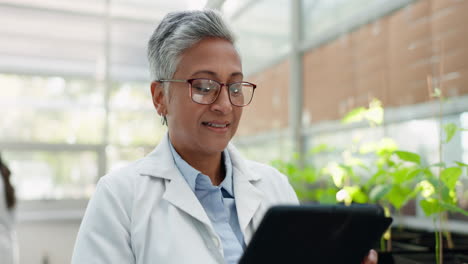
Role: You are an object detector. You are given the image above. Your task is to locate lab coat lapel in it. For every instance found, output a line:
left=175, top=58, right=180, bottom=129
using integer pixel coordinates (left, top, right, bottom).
left=229, top=144, right=264, bottom=243
left=163, top=171, right=212, bottom=227
left=233, top=169, right=263, bottom=242
left=138, top=134, right=212, bottom=227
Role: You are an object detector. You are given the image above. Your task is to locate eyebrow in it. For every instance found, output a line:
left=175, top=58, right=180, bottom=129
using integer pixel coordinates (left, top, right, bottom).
left=191, top=70, right=244, bottom=79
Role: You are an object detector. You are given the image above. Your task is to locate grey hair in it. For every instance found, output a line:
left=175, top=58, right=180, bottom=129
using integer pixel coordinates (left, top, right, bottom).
left=147, top=9, right=236, bottom=89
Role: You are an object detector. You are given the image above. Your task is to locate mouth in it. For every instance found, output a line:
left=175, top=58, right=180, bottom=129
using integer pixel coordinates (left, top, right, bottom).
left=201, top=122, right=230, bottom=128
left=201, top=121, right=230, bottom=133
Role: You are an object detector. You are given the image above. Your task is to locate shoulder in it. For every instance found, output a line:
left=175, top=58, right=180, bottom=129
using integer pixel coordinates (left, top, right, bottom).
left=90, top=158, right=149, bottom=214
left=245, top=160, right=290, bottom=188
left=245, top=160, right=288, bottom=182
left=98, top=159, right=143, bottom=192
left=243, top=159, right=299, bottom=204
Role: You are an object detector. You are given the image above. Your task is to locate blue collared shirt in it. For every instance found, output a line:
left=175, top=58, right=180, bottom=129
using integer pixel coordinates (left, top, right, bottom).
left=169, top=140, right=244, bottom=264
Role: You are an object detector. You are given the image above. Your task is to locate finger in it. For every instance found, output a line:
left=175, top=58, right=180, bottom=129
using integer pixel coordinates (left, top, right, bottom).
left=362, top=249, right=378, bottom=264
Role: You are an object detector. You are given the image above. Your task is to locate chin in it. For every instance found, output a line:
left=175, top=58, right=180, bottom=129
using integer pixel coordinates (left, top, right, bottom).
left=202, top=137, right=231, bottom=154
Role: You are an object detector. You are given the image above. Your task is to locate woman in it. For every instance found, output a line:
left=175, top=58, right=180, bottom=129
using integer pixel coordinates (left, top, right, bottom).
left=0, top=154, right=18, bottom=264
left=71, top=9, right=377, bottom=264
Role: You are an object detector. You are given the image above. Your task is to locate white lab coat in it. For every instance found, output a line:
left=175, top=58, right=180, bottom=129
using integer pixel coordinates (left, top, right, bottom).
left=71, top=135, right=299, bottom=264
left=0, top=177, right=18, bottom=264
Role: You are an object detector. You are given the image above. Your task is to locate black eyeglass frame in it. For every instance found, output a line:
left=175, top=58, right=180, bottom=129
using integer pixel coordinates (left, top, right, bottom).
left=157, top=78, right=257, bottom=107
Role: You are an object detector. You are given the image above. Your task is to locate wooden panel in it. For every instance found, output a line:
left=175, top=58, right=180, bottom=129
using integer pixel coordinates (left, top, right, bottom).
left=239, top=60, right=289, bottom=135
left=431, top=0, right=465, bottom=12
left=441, top=67, right=468, bottom=96
left=249, top=0, right=468, bottom=130
left=431, top=0, right=468, bottom=35
left=303, top=34, right=356, bottom=122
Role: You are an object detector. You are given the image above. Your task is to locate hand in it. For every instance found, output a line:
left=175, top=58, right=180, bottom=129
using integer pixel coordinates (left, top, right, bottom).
left=362, top=249, right=378, bottom=264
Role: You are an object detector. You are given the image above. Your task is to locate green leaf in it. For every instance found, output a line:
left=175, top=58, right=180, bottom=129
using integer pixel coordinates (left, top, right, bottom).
left=310, top=143, right=334, bottom=154
left=392, top=169, right=407, bottom=184
left=418, top=180, right=435, bottom=198
left=302, top=167, right=317, bottom=183
left=431, top=88, right=442, bottom=98
left=407, top=168, right=422, bottom=181
left=365, top=104, right=384, bottom=126
left=342, top=107, right=366, bottom=124
left=440, top=202, right=468, bottom=217
left=325, top=162, right=346, bottom=188
left=344, top=186, right=368, bottom=204
left=430, top=162, right=446, bottom=168
left=441, top=167, right=462, bottom=190
left=369, top=184, right=392, bottom=202
left=420, top=199, right=442, bottom=216
left=387, top=185, right=413, bottom=209
left=455, top=161, right=468, bottom=167
left=455, top=161, right=468, bottom=176
left=443, top=123, right=458, bottom=143
left=316, top=188, right=337, bottom=204
left=394, top=151, right=421, bottom=164
left=392, top=167, right=420, bottom=184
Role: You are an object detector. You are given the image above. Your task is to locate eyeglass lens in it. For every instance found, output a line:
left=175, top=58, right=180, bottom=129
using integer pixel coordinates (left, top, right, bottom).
left=190, top=79, right=254, bottom=106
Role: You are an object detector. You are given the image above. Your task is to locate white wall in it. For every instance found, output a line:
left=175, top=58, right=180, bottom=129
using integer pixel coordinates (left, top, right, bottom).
left=16, top=200, right=87, bottom=264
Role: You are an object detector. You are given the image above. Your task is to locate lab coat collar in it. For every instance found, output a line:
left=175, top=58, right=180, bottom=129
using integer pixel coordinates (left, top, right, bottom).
left=137, top=135, right=211, bottom=226
left=136, top=134, right=264, bottom=238
left=137, top=134, right=262, bottom=182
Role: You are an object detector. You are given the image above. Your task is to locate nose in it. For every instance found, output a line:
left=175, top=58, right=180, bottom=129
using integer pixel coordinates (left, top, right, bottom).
left=210, top=85, right=232, bottom=114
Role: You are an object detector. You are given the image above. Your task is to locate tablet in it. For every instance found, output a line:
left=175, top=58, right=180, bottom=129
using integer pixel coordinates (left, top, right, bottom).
left=239, top=204, right=392, bottom=264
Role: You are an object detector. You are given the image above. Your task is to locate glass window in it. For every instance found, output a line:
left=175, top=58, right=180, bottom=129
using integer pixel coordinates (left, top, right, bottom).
left=3, top=151, right=98, bottom=200
left=306, top=113, right=468, bottom=219
left=224, top=0, right=291, bottom=75
left=106, top=145, right=155, bottom=173
left=108, top=81, right=166, bottom=146
left=302, top=0, right=383, bottom=42
left=0, top=74, right=105, bottom=144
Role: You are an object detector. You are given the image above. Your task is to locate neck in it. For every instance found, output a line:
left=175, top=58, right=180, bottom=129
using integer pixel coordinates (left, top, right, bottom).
left=172, top=144, right=225, bottom=186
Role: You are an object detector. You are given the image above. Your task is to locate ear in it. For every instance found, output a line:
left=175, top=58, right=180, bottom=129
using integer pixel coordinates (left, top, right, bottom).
left=150, top=81, right=167, bottom=116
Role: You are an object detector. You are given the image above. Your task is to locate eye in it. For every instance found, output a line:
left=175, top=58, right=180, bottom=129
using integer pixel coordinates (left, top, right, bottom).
left=194, top=85, right=212, bottom=94
left=229, top=84, right=243, bottom=97
left=192, top=79, right=219, bottom=95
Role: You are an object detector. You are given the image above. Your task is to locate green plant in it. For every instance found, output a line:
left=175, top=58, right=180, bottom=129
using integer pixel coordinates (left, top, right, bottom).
left=271, top=145, right=339, bottom=203
left=272, top=97, right=468, bottom=258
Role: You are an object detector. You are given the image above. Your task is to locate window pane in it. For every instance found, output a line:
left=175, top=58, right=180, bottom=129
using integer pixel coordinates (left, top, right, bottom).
left=3, top=151, right=98, bottom=200
left=0, top=74, right=105, bottom=144
left=302, top=0, right=382, bottom=42
left=225, top=0, right=291, bottom=75
left=109, top=81, right=166, bottom=146
left=107, top=145, right=154, bottom=173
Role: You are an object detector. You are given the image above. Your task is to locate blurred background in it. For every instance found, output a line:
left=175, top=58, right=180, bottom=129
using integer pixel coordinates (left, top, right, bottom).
left=0, top=0, right=468, bottom=263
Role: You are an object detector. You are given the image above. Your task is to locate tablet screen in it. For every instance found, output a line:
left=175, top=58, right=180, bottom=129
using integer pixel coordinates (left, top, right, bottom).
left=239, top=204, right=392, bottom=264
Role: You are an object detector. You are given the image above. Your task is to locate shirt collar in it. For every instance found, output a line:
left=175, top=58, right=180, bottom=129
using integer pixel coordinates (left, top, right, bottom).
left=168, top=136, right=234, bottom=197
left=220, top=150, right=234, bottom=197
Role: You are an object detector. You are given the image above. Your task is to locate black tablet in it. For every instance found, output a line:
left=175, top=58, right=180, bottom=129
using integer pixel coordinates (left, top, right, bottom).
left=239, top=204, right=392, bottom=264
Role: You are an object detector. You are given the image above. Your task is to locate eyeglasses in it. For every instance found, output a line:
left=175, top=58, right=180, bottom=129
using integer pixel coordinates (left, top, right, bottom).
left=157, top=78, right=257, bottom=107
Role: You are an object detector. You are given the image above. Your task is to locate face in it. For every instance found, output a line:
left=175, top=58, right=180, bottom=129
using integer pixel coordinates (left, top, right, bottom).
left=151, top=38, right=243, bottom=158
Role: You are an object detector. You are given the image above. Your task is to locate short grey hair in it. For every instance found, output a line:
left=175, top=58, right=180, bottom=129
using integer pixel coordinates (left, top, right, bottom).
left=147, top=9, right=236, bottom=85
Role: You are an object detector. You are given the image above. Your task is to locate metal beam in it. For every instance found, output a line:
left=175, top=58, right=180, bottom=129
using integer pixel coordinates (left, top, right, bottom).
left=205, top=0, right=226, bottom=10
left=228, top=0, right=257, bottom=20
left=290, top=0, right=305, bottom=167
left=0, top=142, right=104, bottom=152
left=300, top=0, right=416, bottom=53
left=101, top=0, right=111, bottom=177
left=0, top=1, right=164, bottom=24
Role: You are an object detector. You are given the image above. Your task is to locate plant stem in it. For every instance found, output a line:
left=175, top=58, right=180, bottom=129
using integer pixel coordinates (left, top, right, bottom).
left=437, top=40, right=446, bottom=264
left=437, top=89, right=443, bottom=264
left=386, top=229, right=392, bottom=252
left=442, top=212, right=454, bottom=249
left=384, top=205, right=392, bottom=252
left=435, top=220, right=440, bottom=264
